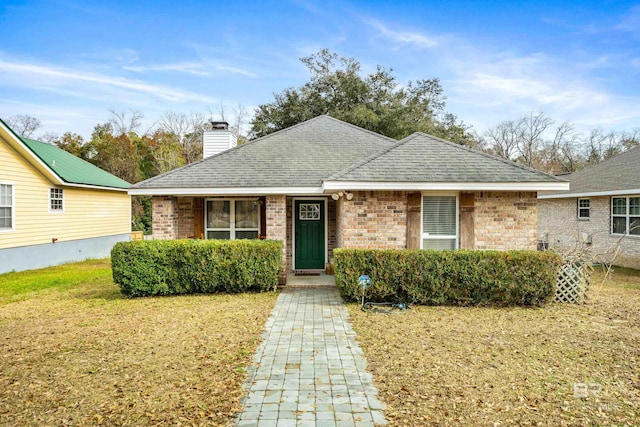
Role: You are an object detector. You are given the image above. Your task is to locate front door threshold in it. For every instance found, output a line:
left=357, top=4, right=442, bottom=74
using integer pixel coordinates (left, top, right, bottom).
left=286, top=271, right=336, bottom=288
left=293, top=269, right=325, bottom=276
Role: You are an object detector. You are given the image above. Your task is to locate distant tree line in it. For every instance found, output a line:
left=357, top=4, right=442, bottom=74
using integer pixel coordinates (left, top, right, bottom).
left=4, top=49, right=639, bottom=231
left=475, top=112, right=639, bottom=175
left=3, top=107, right=248, bottom=233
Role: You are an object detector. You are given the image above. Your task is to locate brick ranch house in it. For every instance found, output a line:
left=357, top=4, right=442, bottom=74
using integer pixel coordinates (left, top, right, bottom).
left=129, top=115, right=568, bottom=283
left=538, top=146, right=640, bottom=270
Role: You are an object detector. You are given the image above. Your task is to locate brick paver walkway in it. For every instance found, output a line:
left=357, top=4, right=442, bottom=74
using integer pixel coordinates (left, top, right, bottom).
left=235, top=286, right=387, bottom=427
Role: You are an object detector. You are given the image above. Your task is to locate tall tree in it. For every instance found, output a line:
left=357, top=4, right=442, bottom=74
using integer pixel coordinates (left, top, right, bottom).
left=156, top=111, right=207, bottom=164
left=108, top=109, right=144, bottom=135
left=542, top=121, right=582, bottom=174
left=3, top=114, right=42, bottom=138
left=250, top=49, right=472, bottom=143
left=620, top=128, right=640, bottom=151
left=585, top=128, right=620, bottom=165
left=54, top=132, right=88, bottom=159
left=217, top=103, right=250, bottom=144
left=142, top=130, right=185, bottom=175
left=483, top=112, right=580, bottom=172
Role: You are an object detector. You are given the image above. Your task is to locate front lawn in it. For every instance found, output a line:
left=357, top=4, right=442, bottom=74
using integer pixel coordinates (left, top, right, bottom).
left=0, top=259, right=278, bottom=426
left=348, top=267, right=640, bottom=426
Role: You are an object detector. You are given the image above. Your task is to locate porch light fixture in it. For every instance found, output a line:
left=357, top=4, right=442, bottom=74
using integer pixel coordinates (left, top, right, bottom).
left=331, top=192, right=354, bottom=201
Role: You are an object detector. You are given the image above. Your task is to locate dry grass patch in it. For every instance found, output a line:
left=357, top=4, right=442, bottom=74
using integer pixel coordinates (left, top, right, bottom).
left=0, top=259, right=278, bottom=426
left=348, top=268, right=640, bottom=426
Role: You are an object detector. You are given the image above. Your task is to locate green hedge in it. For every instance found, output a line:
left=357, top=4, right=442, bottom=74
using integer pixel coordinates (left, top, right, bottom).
left=334, top=249, right=562, bottom=306
left=111, top=239, right=283, bottom=297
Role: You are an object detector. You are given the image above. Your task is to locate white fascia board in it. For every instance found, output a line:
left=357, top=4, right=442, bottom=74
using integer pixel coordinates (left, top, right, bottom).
left=322, top=181, right=570, bottom=192
left=0, top=123, right=65, bottom=186
left=63, top=182, right=130, bottom=192
left=128, top=186, right=324, bottom=196
left=538, top=188, right=640, bottom=199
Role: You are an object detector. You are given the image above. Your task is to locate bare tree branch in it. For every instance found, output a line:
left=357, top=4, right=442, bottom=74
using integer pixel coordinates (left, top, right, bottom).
left=108, top=109, right=143, bottom=135
left=4, top=114, right=42, bottom=138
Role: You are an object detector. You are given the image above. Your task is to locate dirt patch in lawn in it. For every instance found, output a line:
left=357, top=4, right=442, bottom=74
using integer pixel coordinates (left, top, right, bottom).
left=348, top=268, right=640, bottom=426
left=0, top=259, right=278, bottom=426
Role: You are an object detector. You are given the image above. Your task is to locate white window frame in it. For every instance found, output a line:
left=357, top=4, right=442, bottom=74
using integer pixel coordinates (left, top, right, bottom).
left=299, top=203, right=321, bottom=220
left=0, top=182, right=15, bottom=232
left=420, top=192, right=459, bottom=250
left=577, top=198, right=590, bottom=220
left=205, top=198, right=260, bottom=240
left=611, top=196, right=640, bottom=237
left=49, top=187, right=64, bottom=213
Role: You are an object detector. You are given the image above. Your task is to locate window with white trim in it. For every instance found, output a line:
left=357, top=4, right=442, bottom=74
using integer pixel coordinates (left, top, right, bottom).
left=612, top=196, right=640, bottom=236
left=422, top=195, right=458, bottom=250
left=205, top=199, right=260, bottom=240
left=299, top=203, right=320, bottom=220
left=0, top=184, right=14, bottom=230
left=577, top=198, right=590, bottom=219
left=49, top=188, right=64, bottom=212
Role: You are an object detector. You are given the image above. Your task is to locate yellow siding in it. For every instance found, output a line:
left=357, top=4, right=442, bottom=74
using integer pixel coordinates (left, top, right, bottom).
left=0, top=135, right=131, bottom=250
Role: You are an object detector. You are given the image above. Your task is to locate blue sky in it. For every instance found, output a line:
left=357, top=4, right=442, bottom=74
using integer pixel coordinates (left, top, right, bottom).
left=1, top=0, right=639, bottom=139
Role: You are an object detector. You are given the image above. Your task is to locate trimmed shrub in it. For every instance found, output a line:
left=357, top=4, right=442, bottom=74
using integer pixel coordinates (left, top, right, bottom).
left=334, top=249, right=561, bottom=306
left=111, top=239, right=283, bottom=297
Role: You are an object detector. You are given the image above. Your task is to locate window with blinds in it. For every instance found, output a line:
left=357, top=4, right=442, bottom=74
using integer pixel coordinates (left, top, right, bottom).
left=0, top=184, right=13, bottom=230
left=422, top=195, right=458, bottom=250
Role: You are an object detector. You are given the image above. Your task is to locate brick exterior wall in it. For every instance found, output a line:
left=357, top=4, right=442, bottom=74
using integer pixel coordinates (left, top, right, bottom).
left=266, top=195, right=287, bottom=284
left=286, top=198, right=293, bottom=273
left=335, top=190, right=537, bottom=251
left=152, top=190, right=545, bottom=281
left=152, top=196, right=197, bottom=240
left=152, top=196, right=178, bottom=239
left=176, top=197, right=195, bottom=238
left=474, top=191, right=538, bottom=250
left=336, top=191, right=408, bottom=249
left=328, top=199, right=337, bottom=261
left=539, top=196, right=640, bottom=269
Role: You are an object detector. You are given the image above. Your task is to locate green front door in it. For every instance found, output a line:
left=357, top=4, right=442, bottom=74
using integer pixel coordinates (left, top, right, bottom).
left=295, top=200, right=325, bottom=270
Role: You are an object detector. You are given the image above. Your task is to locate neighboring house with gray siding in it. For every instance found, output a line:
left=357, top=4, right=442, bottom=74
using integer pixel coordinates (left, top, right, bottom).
left=538, top=146, right=640, bottom=269
left=129, top=115, right=568, bottom=283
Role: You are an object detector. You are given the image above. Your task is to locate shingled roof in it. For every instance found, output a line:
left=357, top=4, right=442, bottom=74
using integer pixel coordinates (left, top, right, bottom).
left=130, top=115, right=568, bottom=195
left=539, top=146, right=640, bottom=199
left=326, top=132, right=560, bottom=184
left=131, top=115, right=396, bottom=192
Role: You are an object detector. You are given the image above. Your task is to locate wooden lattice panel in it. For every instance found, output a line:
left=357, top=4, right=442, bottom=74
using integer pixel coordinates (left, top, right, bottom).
left=555, top=261, right=592, bottom=304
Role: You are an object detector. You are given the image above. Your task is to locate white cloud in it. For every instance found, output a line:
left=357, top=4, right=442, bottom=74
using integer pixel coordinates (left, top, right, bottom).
left=0, top=57, right=215, bottom=103
left=213, top=64, right=258, bottom=78
left=123, top=61, right=212, bottom=76
left=440, top=48, right=640, bottom=134
left=124, top=59, right=258, bottom=78
left=364, top=17, right=438, bottom=49
left=357, top=13, right=640, bottom=134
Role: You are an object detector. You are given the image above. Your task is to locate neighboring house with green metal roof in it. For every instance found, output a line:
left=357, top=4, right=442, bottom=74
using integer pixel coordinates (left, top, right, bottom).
left=130, top=115, right=568, bottom=283
left=0, top=119, right=131, bottom=274
left=538, top=146, right=640, bottom=269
